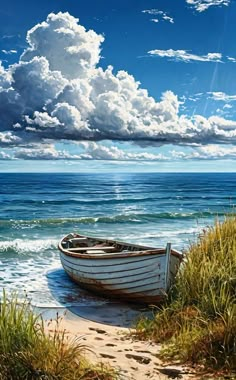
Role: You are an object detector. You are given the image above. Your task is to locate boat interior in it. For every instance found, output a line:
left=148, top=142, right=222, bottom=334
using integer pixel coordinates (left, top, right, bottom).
left=61, top=234, right=164, bottom=255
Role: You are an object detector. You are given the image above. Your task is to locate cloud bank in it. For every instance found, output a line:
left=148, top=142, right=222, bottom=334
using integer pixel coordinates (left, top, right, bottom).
left=3, top=141, right=236, bottom=162
left=1, top=11, right=236, bottom=152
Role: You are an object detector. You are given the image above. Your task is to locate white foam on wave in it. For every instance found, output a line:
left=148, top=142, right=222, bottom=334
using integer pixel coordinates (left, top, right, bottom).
left=0, top=253, right=109, bottom=308
left=0, top=238, right=58, bottom=253
left=0, top=237, right=107, bottom=308
left=0, top=254, right=62, bottom=307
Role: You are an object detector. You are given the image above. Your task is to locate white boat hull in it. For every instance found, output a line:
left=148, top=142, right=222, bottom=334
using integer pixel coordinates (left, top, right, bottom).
left=59, top=246, right=181, bottom=304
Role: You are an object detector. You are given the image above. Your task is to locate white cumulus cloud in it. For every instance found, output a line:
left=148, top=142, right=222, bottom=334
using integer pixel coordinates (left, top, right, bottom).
left=0, top=132, right=22, bottom=147
left=14, top=145, right=80, bottom=160
left=208, top=92, right=236, bottom=102
left=186, top=0, right=231, bottom=12
left=172, top=145, right=236, bottom=160
left=0, top=151, right=12, bottom=159
left=21, top=12, right=104, bottom=80
left=142, top=9, right=174, bottom=23
left=1, top=49, right=17, bottom=55
left=79, top=142, right=168, bottom=161
left=227, top=56, right=236, bottom=62
left=148, top=49, right=222, bottom=63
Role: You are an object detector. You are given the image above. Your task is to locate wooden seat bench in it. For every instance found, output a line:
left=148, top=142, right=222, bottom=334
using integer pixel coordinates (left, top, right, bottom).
left=67, top=246, right=116, bottom=252
left=69, top=237, right=88, bottom=243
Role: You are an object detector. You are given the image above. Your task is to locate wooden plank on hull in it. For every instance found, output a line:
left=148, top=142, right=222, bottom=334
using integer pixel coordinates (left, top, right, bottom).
left=63, top=267, right=165, bottom=293
left=60, top=253, right=164, bottom=270
left=61, top=259, right=164, bottom=279
left=64, top=272, right=166, bottom=299
left=60, top=252, right=165, bottom=268
left=64, top=272, right=165, bottom=303
left=62, top=263, right=165, bottom=286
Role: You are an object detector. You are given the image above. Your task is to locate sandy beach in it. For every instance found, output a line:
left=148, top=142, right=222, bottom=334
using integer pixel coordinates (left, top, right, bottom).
left=42, top=306, right=197, bottom=380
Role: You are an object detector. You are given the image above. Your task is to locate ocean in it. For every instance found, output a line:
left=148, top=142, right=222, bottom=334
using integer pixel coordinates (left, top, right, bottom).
left=0, top=172, right=235, bottom=312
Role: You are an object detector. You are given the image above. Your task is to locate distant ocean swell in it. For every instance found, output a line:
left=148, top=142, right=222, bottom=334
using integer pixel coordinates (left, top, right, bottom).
left=1, top=195, right=235, bottom=206
left=0, top=211, right=226, bottom=229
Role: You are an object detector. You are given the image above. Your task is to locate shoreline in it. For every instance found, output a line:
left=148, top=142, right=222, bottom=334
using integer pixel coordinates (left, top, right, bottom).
left=41, top=306, right=197, bottom=380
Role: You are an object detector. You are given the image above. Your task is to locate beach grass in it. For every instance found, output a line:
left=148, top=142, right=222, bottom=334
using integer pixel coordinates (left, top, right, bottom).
left=0, top=290, right=117, bottom=380
left=135, top=215, right=236, bottom=374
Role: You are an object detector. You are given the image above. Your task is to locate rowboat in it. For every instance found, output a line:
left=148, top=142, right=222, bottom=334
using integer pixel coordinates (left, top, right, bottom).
left=58, top=233, right=182, bottom=304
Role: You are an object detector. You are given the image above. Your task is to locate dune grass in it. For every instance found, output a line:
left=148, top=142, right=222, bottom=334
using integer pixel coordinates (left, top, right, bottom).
left=135, top=216, right=236, bottom=374
left=0, top=290, right=117, bottom=380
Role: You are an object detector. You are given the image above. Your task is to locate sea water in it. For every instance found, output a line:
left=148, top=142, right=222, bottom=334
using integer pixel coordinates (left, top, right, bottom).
left=0, top=172, right=235, bottom=312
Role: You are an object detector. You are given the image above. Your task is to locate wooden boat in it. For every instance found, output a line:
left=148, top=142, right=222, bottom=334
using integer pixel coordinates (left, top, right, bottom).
left=58, top=233, right=182, bottom=304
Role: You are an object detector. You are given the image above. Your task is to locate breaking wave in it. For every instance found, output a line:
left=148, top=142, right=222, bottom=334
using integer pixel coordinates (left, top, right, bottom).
left=0, top=238, right=58, bottom=255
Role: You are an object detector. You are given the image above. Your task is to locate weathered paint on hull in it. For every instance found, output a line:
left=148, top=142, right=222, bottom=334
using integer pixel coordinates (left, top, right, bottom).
left=66, top=277, right=165, bottom=304
left=59, top=250, right=180, bottom=304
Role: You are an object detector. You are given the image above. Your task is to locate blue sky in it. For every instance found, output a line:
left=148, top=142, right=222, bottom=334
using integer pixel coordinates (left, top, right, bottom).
left=0, top=0, right=236, bottom=172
